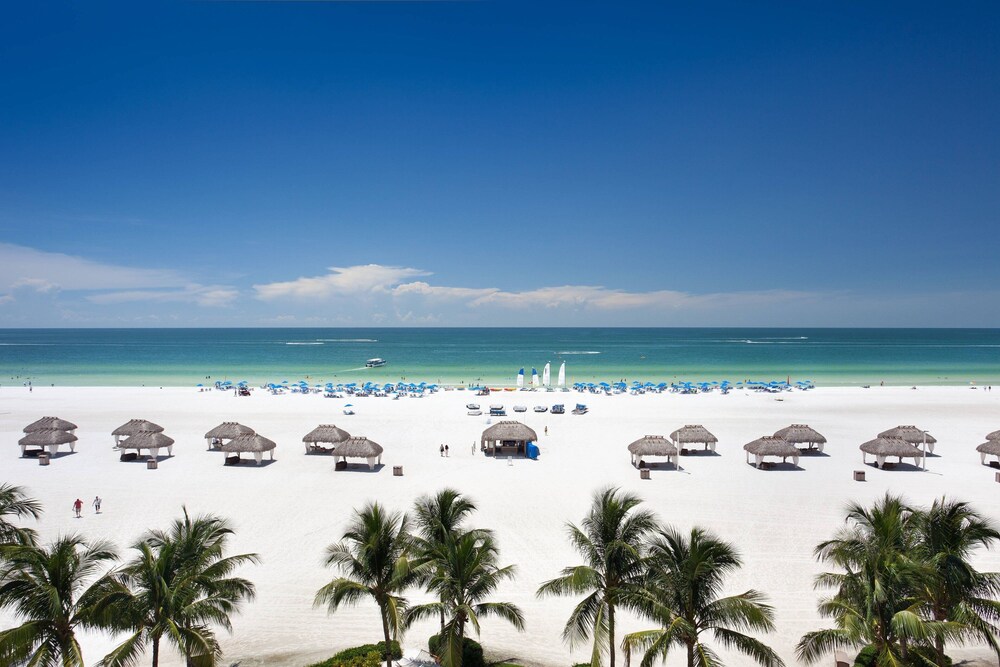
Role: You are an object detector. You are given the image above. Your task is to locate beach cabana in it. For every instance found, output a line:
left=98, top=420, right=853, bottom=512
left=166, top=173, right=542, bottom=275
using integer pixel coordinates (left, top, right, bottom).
left=480, top=421, right=538, bottom=457
left=118, top=431, right=175, bottom=459
left=860, top=437, right=923, bottom=469
left=24, top=417, right=78, bottom=434
left=19, top=429, right=78, bottom=457
left=112, top=419, right=164, bottom=446
left=670, top=425, right=718, bottom=453
left=878, top=425, right=937, bottom=453
left=773, top=424, right=827, bottom=452
left=302, top=424, right=351, bottom=454
left=221, top=434, right=275, bottom=466
left=205, top=422, right=255, bottom=450
left=986, top=430, right=1000, bottom=441
left=627, top=435, right=677, bottom=468
left=334, top=437, right=384, bottom=470
left=976, top=441, right=1000, bottom=466
left=744, top=436, right=800, bottom=469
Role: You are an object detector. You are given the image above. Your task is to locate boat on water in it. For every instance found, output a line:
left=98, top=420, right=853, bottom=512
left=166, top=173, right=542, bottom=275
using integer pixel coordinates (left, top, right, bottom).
left=365, top=358, right=387, bottom=368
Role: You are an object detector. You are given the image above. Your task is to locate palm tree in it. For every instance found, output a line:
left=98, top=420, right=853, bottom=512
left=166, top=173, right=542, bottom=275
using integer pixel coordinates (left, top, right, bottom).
left=94, top=509, right=258, bottom=667
left=0, top=535, right=117, bottom=667
left=315, top=503, right=416, bottom=667
left=405, top=531, right=524, bottom=667
left=536, top=487, right=655, bottom=667
left=911, top=497, right=1000, bottom=665
left=0, top=483, right=43, bottom=546
left=797, top=494, right=945, bottom=665
left=622, top=526, right=783, bottom=667
left=411, top=489, right=489, bottom=633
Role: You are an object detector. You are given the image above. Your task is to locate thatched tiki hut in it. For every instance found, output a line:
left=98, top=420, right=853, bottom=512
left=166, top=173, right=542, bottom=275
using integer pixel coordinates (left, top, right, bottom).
left=112, top=419, right=164, bottom=446
left=119, top=431, right=175, bottom=459
left=878, top=425, right=937, bottom=454
left=205, top=422, right=255, bottom=450
left=19, top=429, right=78, bottom=457
left=303, top=424, right=351, bottom=454
left=24, top=417, right=78, bottom=434
left=985, top=429, right=1000, bottom=441
left=744, top=436, right=800, bottom=469
left=221, top=434, right=276, bottom=465
left=976, top=441, right=1000, bottom=466
left=627, top=436, right=678, bottom=468
left=773, top=424, right=827, bottom=452
left=334, top=437, right=384, bottom=470
left=860, top=436, right=923, bottom=469
left=670, top=425, right=718, bottom=453
left=481, top=421, right=538, bottom=457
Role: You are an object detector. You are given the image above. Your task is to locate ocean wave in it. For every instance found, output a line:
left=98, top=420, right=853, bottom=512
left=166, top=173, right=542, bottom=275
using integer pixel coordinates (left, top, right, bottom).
left=316, top=339, right=378, bottom=343
left=285, top=342, right=324, bottom=346
left=557, top=351, right=601, bottom=355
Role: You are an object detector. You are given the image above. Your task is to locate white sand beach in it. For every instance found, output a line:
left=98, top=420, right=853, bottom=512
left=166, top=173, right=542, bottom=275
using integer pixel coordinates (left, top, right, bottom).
left=3, top=385, right=1000, bottom=667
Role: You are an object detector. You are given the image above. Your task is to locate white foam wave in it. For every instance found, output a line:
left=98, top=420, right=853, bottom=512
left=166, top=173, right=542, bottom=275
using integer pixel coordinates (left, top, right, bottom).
left=316, top=339, right=378, bottom=343
left=557, top=351, right=601, bottom=355
left=285, top=342, right=324, bottom=346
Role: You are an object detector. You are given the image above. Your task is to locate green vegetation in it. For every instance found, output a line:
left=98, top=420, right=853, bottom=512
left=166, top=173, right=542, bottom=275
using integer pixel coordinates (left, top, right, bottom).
left=306, top=641, right=402, bottom=667
left=429, top=634, right=484, bottom=667
left=797, top=494, right=1000, bottom=666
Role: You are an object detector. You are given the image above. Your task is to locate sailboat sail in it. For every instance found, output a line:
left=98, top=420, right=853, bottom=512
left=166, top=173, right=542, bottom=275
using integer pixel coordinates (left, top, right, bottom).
left=557, top=361, right=566, bottom=386
left=531, top=368, right=539, bottom=387
left=516, top=368, right=524, bottom=387
left=542, top=362, right=551, bottom=386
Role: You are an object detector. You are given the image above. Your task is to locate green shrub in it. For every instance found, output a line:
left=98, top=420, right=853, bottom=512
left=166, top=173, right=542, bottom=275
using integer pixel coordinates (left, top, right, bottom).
left=428, top=634, right=485, bottom=667
left=307, top=641, right=402, bottom=667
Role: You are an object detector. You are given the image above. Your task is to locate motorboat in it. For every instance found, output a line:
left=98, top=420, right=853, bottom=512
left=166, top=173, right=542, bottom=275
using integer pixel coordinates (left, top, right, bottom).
left=365, top=358, right=387, bottom=368
left=513, top=405, right=527, bottom=412
left=533, top=405, right=548, bottom=413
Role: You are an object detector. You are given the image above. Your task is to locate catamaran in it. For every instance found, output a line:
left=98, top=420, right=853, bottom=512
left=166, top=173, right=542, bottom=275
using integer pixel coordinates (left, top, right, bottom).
left=365, top=358, right=387, bottom=368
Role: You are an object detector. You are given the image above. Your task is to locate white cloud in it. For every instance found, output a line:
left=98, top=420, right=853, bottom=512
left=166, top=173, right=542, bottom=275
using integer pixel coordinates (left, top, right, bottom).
left=254, top=264, right=430, bottom=301
left=0, top=242, right=183, bottom=293
left=86, top=285, right=240, bottom=307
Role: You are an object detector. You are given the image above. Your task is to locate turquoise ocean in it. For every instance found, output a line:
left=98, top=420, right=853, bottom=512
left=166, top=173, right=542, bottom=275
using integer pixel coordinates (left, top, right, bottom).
left=1, top=328, right=999, bottom=387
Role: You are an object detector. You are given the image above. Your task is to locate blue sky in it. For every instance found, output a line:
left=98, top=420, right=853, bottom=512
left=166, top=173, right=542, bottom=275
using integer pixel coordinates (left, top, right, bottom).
left=0, top=1, right=997, bottom=326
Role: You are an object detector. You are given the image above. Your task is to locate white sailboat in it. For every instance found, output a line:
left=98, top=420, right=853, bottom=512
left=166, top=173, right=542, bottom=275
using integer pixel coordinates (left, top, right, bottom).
left=542, top=362, right=551, bottom=387
left=557, top=361, right=566, bottom=386
left=516, top=368, right=524, bottom=388
left=531, top=368, right=539, bottom=387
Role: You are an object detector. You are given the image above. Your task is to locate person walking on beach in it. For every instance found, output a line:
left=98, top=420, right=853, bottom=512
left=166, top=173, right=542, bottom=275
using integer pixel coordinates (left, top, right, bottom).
left=73, top=498, right=83, bottom=518
left=440, top=444, right=444, bottom=457
left=445, top=444, right=450, bottom=457
left=93, top=496, right=102, bottom=514
left=544, top=426, right=548, bottom=436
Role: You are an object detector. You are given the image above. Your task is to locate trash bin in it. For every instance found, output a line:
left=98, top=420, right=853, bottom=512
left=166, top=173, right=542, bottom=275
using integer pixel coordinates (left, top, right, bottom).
left=639, top=469, right=650, bottom=480
left=854, top=470, right=866, bottom=481
left=147, top=458, right=158, bottom=470
left=393, top=466, right=403, bottom=476
left=39, top=453, right=50, bottom=466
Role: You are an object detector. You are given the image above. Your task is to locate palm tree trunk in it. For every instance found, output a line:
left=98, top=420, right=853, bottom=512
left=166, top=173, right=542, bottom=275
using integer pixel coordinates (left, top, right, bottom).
left=380, top=602, right=393, bottom=667
left=152, top=637, right=160, bottom=667
left=608, top=603, right=616, bottom=667
left=686, top=641, right=695, bottom=667
left=934, top=605, right=946, bottom=666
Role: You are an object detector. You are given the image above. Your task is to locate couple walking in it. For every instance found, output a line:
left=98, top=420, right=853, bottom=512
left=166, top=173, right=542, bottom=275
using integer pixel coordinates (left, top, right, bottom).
left=73, top=496, right=102, bottom=518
